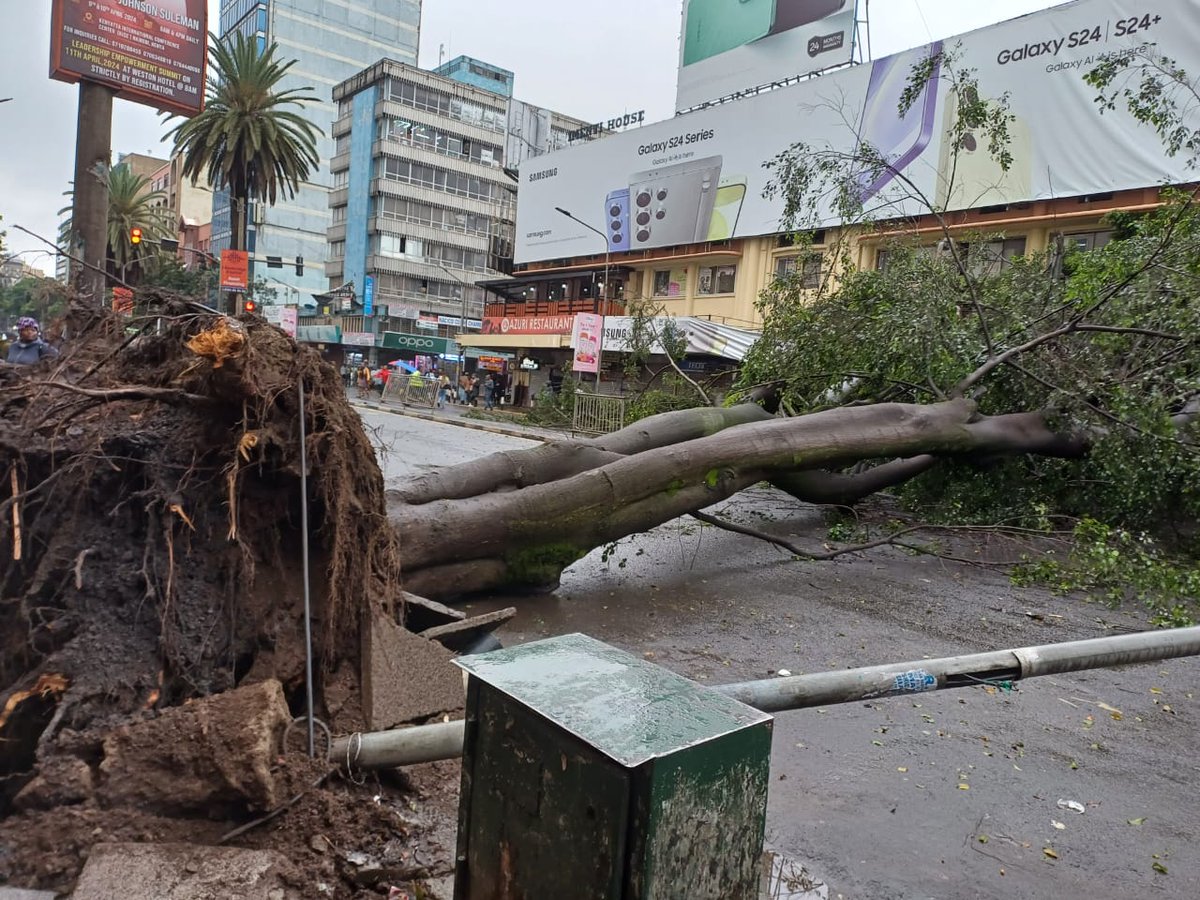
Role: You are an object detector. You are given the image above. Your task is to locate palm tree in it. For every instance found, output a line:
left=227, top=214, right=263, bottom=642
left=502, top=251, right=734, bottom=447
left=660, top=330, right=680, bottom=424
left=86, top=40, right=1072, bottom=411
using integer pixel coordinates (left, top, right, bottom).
left=59, top=164, right=172, bottom=280
left=166, top=31, right=322, bottom=255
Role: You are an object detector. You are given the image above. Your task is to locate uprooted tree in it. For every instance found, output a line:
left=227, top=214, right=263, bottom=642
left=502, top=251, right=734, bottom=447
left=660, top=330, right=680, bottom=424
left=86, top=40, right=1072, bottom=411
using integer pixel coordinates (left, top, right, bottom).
left=2, top=39, right=1200, bottom=844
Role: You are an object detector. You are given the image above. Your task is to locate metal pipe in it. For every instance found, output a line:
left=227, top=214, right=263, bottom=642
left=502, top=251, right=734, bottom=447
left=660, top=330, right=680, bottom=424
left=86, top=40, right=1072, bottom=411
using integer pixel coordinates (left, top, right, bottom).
left=298, top=379, right=315, bottom=757
left=719, top=625, right=1200, bottom=712
left=328, top=627, right=1200, bottom=770
left=331, top=720, right=465, bottom=769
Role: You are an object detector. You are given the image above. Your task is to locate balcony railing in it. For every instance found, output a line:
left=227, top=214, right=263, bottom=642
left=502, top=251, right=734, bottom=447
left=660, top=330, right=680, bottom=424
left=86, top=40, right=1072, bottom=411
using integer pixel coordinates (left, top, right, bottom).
left=484, top=299, right=626, bottom=319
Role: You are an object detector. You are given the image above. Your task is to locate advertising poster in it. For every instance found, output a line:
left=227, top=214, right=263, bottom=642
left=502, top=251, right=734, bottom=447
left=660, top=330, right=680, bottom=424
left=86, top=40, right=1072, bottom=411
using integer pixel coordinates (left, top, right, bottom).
left=50, top=0, right=207, bottom=116
left=363, top=274, right=375, bottom=317
left=677, top=0, right=857, bottom=110
left=571, top=313, right=604, bottom=374
left=219, top=249, right=249, bottom=291
left=518, top=0, right=1196, bottom=265
left=279, top=308, right=298, bottom=339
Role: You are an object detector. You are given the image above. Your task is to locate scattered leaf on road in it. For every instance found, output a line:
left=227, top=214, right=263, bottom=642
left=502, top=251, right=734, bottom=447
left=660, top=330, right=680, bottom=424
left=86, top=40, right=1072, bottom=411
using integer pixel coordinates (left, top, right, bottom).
left=1052, top=820, right=1066, bottom=830
left=1152, top=862, right=1168, bottom=875
left=958, top=783, right=970, bottom=790
left=1128, top=817, right=1146, bottom=826
left=1043, top=848, right=1059, bottom=860
left=977, top=835, right=989, bottom=844
left=897, top=766, right=908, bottom=773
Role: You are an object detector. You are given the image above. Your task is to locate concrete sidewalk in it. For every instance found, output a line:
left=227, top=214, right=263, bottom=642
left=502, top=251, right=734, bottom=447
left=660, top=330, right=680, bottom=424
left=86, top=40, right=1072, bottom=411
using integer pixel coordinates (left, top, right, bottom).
left=348, top=390, right=567, bottom=443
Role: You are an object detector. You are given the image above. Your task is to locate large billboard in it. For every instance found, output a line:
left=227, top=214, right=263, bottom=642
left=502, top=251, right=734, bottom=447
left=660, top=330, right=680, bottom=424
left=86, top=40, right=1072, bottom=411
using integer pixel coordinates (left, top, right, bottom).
left=50, top=0, right=207, bottom=116
left=518, top=0, right=1195, bottom=265
left=677, top=0, right=857, bottom=111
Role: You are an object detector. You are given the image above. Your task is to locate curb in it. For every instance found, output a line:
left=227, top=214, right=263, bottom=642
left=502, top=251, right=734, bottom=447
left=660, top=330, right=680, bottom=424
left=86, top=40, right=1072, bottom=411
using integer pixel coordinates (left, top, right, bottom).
left=350, top=400, right=559, bottom=443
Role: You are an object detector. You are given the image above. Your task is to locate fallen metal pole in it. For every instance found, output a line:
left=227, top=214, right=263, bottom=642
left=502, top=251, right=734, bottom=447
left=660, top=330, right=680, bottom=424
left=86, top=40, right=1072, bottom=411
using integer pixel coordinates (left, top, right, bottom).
left=718, top=624, right=1200, bottom=712
left=330, top=626, right=1200, bottom=771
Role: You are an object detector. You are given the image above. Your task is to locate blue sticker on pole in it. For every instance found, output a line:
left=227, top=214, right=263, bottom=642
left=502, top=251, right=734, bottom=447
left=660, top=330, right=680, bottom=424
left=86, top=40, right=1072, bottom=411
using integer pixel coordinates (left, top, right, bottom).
left=364, top=275, right=375, bottom=317
left=891, top=670, right=937, bottom=694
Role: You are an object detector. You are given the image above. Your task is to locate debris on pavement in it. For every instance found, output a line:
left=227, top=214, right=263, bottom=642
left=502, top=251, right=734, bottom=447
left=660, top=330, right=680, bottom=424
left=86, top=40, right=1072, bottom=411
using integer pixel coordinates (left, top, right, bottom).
left=1056, top=799, right=1086, bottom=815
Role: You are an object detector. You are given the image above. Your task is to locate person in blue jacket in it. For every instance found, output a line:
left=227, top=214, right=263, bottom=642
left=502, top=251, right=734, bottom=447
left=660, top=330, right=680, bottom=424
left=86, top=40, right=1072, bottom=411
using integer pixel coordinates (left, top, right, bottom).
left=6, top=317, right=59, bottom=365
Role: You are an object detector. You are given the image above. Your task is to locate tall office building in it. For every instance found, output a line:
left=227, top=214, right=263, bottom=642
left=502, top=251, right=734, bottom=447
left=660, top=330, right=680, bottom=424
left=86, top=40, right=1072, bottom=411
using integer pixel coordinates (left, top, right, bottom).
left=213, top=0, right=422, bottom=301
left=326, top=59, right=590, bottom=359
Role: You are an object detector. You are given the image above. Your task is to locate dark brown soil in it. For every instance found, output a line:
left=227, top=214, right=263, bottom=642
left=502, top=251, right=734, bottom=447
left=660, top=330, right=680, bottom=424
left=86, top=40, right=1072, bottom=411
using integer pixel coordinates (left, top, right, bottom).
left=0, top=295, right=449, bottom=897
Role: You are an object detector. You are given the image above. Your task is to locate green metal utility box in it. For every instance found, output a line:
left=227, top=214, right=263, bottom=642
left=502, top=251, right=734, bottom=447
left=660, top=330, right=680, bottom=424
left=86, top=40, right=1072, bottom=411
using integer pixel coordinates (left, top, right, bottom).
left=452, top=633, right=774, bottom=899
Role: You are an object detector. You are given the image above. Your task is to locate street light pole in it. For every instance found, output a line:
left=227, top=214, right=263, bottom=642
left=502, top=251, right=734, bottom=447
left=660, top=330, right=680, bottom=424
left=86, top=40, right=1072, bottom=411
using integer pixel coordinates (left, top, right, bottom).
left=554, top=207, right=609, bottom=392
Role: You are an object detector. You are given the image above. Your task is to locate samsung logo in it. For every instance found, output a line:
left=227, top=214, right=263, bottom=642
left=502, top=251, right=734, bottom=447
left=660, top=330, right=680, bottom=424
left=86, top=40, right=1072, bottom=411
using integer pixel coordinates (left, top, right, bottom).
left=528, top=168, right=558, bottom=183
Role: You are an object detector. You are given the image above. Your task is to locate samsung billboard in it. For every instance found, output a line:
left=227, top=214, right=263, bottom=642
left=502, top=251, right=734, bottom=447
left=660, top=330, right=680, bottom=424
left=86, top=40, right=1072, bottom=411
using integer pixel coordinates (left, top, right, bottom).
left=517, top=0, right=1193, bottom=265
left=677, top=0, right=858, bottom=111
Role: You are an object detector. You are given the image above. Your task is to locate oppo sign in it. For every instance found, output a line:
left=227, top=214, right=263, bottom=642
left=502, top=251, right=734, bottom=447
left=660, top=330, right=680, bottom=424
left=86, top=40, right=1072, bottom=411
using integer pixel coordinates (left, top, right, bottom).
left=382, top=332, right=451, bottom=354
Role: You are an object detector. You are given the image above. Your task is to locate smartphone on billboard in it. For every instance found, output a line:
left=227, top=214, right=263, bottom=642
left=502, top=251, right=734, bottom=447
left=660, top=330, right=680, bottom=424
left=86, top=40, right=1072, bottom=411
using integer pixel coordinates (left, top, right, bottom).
left=856, top=42, right=943, bottom=203
left=707, top=177, right=748, bottom=241
left=768, top=0, right=848, bottom=34
left=606, top=188, right=630, bottom=252
left=683, top=0, right=777, bottom=66
left=628, top=156, right=724, bottom=249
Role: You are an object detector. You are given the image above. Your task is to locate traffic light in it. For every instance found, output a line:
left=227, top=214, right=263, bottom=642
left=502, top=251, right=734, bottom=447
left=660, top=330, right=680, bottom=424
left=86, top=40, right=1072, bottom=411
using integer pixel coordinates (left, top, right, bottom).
left=130, top=227, right=142, bottom=245
left=295, top=256, right=304, bottom=276
left=243, top=299, right=257, bottom=314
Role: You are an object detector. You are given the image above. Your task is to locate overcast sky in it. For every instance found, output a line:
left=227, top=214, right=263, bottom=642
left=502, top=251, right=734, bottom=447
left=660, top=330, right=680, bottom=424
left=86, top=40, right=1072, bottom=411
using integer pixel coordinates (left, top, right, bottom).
left=0, top=0, right=1067, bottom=274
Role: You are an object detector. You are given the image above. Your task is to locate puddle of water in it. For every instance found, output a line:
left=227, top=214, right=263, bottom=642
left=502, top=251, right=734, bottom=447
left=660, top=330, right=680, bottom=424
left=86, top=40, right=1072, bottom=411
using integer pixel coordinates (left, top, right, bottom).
left=762, top=851, right=829, bottom=900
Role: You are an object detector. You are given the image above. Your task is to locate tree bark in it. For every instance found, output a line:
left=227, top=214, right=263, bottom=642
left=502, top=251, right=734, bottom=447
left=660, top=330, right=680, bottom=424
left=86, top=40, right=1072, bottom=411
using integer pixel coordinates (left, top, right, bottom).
left=391, top=400, right=1093, bottom=598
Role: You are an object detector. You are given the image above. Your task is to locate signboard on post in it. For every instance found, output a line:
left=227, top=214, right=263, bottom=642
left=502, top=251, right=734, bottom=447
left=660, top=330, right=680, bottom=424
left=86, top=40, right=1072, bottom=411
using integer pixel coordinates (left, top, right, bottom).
left=363, top=275, right=375, bottom=317
left=49, top=0, right=208, bottom=116
left=517, top=0, right=1199, bottom=265
left=676, top=0, right=856, bottom=110
left=219, top=250, right=249, bottom=291
left=570, top=313, right=604, bottom=374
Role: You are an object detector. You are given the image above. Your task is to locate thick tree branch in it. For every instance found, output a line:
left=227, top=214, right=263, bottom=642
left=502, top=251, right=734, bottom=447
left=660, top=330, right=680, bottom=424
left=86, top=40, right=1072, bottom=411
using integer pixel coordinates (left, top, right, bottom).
left=770, top=455, right=940, bottom=505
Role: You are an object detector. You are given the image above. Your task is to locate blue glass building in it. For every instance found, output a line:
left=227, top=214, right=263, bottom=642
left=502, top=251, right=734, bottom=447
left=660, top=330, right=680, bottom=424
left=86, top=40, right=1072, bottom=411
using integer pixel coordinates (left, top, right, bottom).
left=213, top=0, right=422, bottom=303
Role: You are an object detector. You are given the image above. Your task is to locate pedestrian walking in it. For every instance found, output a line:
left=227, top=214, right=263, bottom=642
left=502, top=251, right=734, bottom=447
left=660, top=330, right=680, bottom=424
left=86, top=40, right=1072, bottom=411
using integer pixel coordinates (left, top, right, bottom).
left=483, top=375, right=496, bottom=410
left=437, top=373, right=451, bottom=408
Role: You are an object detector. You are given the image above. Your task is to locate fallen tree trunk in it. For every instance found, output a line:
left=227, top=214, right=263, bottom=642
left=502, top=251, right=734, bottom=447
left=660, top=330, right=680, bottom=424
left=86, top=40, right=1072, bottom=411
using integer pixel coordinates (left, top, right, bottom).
left=391, top=399, right=1090, bottom=598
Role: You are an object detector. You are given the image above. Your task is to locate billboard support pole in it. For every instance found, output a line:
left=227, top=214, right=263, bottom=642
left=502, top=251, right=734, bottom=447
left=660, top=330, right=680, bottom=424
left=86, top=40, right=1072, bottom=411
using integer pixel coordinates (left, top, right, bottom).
left=70, top=81, right=114, bottom=305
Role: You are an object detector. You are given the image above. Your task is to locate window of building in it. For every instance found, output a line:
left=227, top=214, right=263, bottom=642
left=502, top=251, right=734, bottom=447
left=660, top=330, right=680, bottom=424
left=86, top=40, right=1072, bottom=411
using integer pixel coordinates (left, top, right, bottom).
left=775, top=254, right=823, bottom=289
left=1063, top=229, right=1113, bottom=253
left=331, top=206, right=347, bottom=223
left=698, top=265, right=736, bottom=295
left=652, top=268, right=687, bottom=298
left=329, top=240, right=345, bottom=259
left=966, top=237, right=1027, bottom=276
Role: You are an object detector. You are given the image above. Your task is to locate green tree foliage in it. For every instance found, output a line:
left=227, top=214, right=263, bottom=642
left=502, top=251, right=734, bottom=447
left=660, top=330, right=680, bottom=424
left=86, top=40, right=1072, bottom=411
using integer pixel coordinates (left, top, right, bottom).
left=0, top=275, right=69, bottom=325
left=59, top=163, right=171, bottom=278
left=737, top=48, right=1200, bottom=538
left=167, top=32, right=321, bottom=252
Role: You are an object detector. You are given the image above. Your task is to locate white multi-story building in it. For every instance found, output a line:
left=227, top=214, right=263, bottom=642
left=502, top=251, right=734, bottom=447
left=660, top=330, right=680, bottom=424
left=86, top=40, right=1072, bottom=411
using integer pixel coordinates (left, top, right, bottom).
left=324, top=58, right=590, bottom=362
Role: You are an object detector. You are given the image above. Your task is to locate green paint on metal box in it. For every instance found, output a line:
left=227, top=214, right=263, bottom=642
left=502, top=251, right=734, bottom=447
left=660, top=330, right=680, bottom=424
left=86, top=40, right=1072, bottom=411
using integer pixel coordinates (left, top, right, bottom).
left=453, top=633, right=773, bottom=899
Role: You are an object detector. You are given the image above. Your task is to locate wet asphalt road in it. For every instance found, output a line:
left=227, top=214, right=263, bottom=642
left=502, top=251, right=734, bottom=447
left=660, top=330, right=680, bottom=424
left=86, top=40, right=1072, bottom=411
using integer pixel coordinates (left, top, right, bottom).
left=366, top=409, right=1200, bottom=899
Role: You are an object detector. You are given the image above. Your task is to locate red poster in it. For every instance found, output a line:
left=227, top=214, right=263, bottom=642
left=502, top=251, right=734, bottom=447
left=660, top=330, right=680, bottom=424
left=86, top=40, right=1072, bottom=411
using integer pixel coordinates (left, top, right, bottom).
left=50, top=0, right=207, bottom=116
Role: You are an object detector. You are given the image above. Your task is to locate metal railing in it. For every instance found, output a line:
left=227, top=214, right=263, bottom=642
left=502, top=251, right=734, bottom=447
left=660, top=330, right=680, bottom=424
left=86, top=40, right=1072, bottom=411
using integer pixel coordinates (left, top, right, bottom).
left=380, top=376, right=440, bottom=409
left=572, top=392, right=626, bottom=436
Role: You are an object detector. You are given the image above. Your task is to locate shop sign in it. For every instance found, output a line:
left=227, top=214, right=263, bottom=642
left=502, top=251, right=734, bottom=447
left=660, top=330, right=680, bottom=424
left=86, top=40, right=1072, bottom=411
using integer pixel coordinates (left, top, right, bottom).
left=342, top=331, right=375, bottom=347
left=382, top=331, right=450, bottom=354
left=482, top=315, right=575, bottom=335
